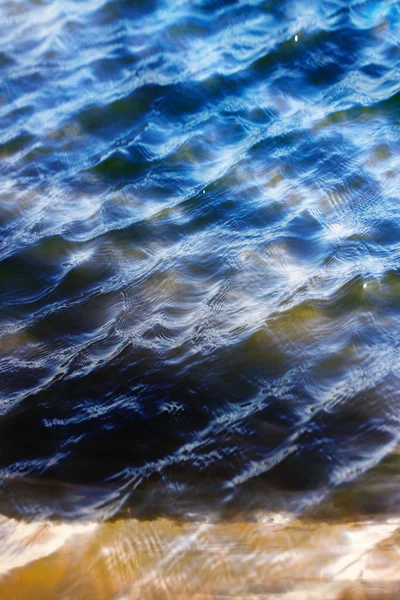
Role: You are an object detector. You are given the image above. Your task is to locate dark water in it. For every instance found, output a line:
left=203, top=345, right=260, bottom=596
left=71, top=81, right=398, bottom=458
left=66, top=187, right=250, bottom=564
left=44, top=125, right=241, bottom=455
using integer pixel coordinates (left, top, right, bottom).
left=0, top=0, right=399, bottom=523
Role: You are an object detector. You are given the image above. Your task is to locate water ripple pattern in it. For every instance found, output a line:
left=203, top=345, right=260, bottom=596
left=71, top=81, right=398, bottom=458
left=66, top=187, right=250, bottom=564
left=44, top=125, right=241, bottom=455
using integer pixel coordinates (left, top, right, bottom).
left=0, top=0, right=399, bottom=521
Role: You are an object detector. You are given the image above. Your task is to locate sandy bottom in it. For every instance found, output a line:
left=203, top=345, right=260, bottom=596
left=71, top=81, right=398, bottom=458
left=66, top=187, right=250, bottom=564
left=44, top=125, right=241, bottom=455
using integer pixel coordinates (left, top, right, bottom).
left=1, top=509, right=400, bottom=600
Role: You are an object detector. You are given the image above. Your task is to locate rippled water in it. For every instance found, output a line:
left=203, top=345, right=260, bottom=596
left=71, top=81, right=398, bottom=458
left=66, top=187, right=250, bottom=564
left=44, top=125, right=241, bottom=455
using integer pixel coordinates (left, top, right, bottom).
left=1, top=0, right=400, bottom=560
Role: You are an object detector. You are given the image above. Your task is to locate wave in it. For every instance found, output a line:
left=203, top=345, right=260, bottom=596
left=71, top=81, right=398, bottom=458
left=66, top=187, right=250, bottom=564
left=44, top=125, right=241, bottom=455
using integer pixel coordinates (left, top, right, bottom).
left=0, top=0, right=399, bottom=526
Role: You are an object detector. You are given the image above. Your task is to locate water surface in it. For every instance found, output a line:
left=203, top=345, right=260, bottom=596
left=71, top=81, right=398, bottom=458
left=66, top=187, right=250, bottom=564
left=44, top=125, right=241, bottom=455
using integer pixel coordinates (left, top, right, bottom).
left=0, top=0, right=400, bottom=593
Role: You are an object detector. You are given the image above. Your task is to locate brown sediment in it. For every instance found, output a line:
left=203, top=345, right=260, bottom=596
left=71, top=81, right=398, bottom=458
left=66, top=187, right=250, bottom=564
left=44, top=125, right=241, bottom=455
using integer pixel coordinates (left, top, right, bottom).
left=0, top=511, right=400, bottom=599
left=2, top=449, right=400, bottom=599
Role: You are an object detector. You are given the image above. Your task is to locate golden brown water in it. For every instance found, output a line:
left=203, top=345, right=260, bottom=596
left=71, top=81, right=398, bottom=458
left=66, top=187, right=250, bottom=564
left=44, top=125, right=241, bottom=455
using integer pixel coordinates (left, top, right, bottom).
left=1, top=513, right=400, bottom=599
left=2, top=449, right=400, bottom=598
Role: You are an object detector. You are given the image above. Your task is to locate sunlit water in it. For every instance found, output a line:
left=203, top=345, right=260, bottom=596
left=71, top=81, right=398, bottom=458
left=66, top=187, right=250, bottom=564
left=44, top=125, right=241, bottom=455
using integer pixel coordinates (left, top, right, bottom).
left=0, top=0, right=400, bottom=596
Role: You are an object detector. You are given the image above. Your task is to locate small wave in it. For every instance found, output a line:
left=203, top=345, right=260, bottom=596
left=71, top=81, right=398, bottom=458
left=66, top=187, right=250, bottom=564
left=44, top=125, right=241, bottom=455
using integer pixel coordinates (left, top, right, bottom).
left=0, top=0, right=399, bottom=530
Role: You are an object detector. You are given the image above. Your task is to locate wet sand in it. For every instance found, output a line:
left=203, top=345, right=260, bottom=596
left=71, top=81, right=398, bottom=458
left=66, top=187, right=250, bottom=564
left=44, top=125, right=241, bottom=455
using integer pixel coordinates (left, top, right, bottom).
left=1, top=510, right=400, bottom=599
left=2, top=449, right=400, bottom=600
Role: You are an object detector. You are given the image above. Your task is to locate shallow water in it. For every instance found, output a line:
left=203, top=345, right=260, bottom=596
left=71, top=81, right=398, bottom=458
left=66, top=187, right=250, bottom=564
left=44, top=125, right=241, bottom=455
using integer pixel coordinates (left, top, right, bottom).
left=2, top=453, right=400, bottom=599
left=0, top=0, right=400, bottom=594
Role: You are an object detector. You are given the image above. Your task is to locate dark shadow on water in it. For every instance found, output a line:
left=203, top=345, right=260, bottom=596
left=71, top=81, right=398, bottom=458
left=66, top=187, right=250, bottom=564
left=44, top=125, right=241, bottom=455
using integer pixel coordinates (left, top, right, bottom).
left=0, top=342, right=398, bottom=525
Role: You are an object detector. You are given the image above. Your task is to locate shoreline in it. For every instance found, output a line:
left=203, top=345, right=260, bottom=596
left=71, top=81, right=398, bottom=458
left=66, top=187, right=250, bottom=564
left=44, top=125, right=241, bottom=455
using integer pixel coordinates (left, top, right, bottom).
left=1, top=510, right=400, bottom=599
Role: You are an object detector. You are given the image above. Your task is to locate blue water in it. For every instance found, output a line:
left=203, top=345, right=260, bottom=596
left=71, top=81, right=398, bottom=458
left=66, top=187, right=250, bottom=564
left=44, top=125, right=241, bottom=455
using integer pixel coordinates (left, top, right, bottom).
left=0, top=0, right=399, bottom=522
